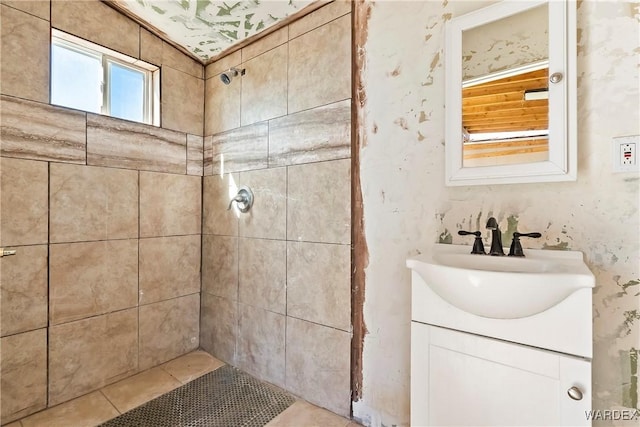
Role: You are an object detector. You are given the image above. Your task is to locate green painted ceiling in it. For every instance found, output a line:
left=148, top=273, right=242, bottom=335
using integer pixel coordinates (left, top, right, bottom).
left=115, top=0, right=314, bottom=61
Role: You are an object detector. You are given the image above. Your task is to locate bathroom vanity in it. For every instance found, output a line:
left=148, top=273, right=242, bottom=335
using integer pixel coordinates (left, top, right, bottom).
left=408, top=244, right=595, bottom=426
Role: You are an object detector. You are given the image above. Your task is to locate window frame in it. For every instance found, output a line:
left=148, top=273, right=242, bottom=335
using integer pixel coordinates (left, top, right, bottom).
left=51, top=29, right=160, bottom=126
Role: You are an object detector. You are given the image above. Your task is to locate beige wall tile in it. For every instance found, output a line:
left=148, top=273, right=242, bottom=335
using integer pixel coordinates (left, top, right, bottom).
left=241, top=27, right=288, bottom=62
left=288, top=14, right=351, bottom=113
left=200, top=293, right=237, bottom=364
left=161, top=67, right=204, bottom=136
left=161, top=350, right=224, bottom=384
left=139, top=236, right=201, bottom=305
left=0, top=158, right=48, bottom=246
left=163, top=42, right=204, bottom=79
left=140, top=172, right=202, bottom=237
left=0, top=5, right=49, bottom=103
left=209, top=122, right=268, bottom=174
left=50, top=163, right=138, bottom=243
left=238, top=168, right=286, bottom=240
left=187, top=134, right=204, bottom=176
left=51, top=0, right=139, bottom=58
left=87, top=114, right=187, bottom=174
left=240, top=45, right=288, bottom=126
left=101, top=367, right=182, bottom=414
left=265, top=400, right=351, bottom=427
left=139, top=294, right=200, bottom=370
left=289, top=1, right=352, bottom=39
left=0, top=329, right=47, bottom=424
left=287, top=159, right=351, bottom=244
left=1, top=96, right=86, bottom=164
left=20, top=391, right=119, bottom=427
left=269, top=100, right=351, bottom=167
left=140, top=28, right=163, bottom=66
left=205, top=50, right=241, bottom=79
left=285, top=317, right=351, bottom=417
left=1, top=1, right=50, bottom=21
left=49, top=240, right=138, bottom=325
left=202, top=235, right=238, bottom=300
left=237, top=304, right=286, bottom=388
left=239, top=238, right=286, bottom=314
left=287, top=242, right=351, bottom=331
left=0, top=245, right=47, bottom=336
left=48, top=309, right=138, bottom=406
left=203, top=173, right=240, bottom=236
left=205, top=72, right=241, bottom=136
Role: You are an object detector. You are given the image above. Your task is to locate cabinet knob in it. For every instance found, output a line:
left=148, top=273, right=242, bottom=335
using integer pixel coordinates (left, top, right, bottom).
left=567, top=386, right=583, bottom=401
left=549, top=72, right=563, bottom=84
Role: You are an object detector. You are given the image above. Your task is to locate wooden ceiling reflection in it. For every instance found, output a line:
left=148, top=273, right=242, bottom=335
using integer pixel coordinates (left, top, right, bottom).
left=462, top=68, right=549, bottom=134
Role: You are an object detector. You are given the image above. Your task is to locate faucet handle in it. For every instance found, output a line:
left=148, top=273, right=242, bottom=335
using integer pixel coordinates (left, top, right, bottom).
left=458, top=230, right=486, bottom=255
left=508, top=232, right=541, bottom=257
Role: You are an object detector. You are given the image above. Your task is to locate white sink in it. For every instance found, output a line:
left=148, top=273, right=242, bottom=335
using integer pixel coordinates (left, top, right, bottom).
left=407, top=244, right=595, bottom=319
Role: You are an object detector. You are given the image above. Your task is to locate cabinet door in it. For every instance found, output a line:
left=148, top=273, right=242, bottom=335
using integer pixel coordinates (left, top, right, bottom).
left=411, top=323, right=591, bottom=426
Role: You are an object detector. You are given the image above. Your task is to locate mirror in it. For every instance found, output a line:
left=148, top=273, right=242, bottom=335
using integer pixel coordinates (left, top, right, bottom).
left=445, top=0, right=576, bottom=186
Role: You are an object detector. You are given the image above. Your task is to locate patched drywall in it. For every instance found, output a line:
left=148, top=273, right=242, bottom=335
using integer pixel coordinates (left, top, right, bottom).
left=354, top=1, right=639, bottom=426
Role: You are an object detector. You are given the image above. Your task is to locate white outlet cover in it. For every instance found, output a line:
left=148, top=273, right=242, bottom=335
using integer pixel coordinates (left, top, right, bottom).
left=612, top=135, right=639, bottom=173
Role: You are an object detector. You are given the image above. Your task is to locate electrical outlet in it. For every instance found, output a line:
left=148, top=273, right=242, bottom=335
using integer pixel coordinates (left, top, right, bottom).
left=613, top=135, right=639, bottom=173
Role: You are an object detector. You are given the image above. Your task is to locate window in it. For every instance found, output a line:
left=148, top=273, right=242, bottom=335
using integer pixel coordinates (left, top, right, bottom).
left=51, top=30, right=159, bottom=125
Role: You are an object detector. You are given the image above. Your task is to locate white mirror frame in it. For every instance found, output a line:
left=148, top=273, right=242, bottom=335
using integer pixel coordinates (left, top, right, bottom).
left=445, top=0, right=576, bottom=186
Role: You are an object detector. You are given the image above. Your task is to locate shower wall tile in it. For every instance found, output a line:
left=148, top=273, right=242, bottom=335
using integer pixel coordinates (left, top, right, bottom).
left=0, top=5, right=49, bottom=103
left=289, top=0, right=352, bottom=39
left=200, top=293, right=237, bottom=364
left=187, top=134, right=204, bottom=176
left=203, top=173, right=240, bottom=236
left=238, top=238, right=286, bottom=315
left=139, top=235, right=201, bottom=305
left=205, top=70, right=241, bottom=136
left=241, top=27, right=288, bottom=62
left=237, top=304, right=286, bottom=388
left=48, top=308, right=138, bottom=406
left=51, top=0, right=139, bottom=59
left=240, top=45, right=288, bottom=126
left=0, top=158, right=48, bottom=246
left=50, top=163, right=138, bottom=243
left=0, top=96, right=86, bottom=164
left=202, top=235, right=238, bottom=300
left=285, top=317, right=351, bottom=417
left=208, top=122, right=268, bottom=175
left=140, top=28, right=163, bottom=65
left=139, top=294, right=200, bottom=370
left=140, top=172, right=202, bottom=237
left=87, top=114, right=187, bottom=174
left=162, top=43, right=204, bottom=79
left=287, top=242, right=351, bottom=332
left=268, top=100, right=351, bottom=167
left=205, top=50, right=241, bottom=79
left=0, top=245, right=48, bottom=337
left=49, top=239, right=138, bottom=325
left=161, top=66, right=204, bottom=136
left=1, top=0, right=50, bottom=21
left=238, top=167, right=286, bottom=240
left=0, top=329, right=47, bottom=424
left=287, top=159, right=351, bottom=244
left=288, top=14, right=351, bottom=113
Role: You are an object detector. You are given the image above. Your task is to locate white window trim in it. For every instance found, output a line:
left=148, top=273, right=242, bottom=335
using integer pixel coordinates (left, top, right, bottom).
left=51, top=29, right=160, bottom=126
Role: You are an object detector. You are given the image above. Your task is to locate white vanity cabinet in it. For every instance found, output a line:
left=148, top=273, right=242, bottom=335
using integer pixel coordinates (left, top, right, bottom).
left=411, top=323, right=591, bottom=426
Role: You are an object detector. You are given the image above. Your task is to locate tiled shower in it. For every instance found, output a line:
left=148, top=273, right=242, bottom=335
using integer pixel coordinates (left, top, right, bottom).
left=0, top=0, right=353, bottom=424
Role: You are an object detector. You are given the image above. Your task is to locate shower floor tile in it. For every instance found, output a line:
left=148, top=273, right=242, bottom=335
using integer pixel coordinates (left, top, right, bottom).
left=14, top=350, right=358, bottom=427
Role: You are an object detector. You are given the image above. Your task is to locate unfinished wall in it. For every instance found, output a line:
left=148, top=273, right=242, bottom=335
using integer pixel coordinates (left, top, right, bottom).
left=199, top=1, right=353, bottom=417
left=354, top=1, right=639, bottom=426
left=0, top=1, right=204, bottom=423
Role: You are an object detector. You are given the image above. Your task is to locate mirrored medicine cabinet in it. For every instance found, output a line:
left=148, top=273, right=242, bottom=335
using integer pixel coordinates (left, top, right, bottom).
left=444, top=0, right=577, bottom=186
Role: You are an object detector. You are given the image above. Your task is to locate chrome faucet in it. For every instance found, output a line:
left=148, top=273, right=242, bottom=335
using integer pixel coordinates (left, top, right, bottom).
left=486, top=217, right=505, bottom=256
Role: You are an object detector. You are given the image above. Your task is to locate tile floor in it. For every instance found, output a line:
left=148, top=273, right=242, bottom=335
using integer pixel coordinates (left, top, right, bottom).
left=8, top=350, right=359, bottom=427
